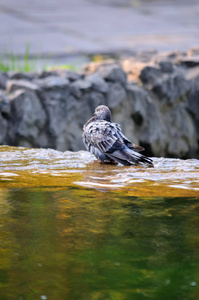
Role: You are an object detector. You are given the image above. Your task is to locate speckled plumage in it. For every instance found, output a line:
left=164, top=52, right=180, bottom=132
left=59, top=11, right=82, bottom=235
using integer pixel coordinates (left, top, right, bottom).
left=83, top=105, right=153, bottom=166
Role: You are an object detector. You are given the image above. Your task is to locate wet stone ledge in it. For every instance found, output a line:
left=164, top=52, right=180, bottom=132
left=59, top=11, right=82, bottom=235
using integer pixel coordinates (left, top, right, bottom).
left=0, top=48, right=199, bottom=159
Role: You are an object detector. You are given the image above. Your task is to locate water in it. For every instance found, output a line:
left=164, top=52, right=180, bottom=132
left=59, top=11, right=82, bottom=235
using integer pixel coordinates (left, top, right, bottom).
left=0, top=146, right=199, bottom=300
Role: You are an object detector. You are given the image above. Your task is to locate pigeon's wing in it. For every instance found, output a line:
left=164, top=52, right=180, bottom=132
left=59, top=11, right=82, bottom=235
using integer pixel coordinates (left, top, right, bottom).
left=83, top=120, right=123, bottom=154
left=114, top=123, right=144, bottom=152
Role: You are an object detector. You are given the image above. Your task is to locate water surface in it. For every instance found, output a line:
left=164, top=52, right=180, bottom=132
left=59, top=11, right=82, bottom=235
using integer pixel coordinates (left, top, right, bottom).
left=0, top=146, right=199, bottom=300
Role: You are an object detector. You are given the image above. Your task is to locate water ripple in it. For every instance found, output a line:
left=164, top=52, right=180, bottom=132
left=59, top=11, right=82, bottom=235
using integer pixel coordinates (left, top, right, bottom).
left=0, top=146, right=198, bottom=196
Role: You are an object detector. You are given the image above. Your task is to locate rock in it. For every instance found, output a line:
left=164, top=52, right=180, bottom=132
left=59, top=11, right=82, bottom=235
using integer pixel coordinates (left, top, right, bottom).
left=86, top=73, right=108, bottom=93
left=187, top=47, right=199, bottom=56
left=139, top=66, right=162, bottom=85
left=165, top=106, right=197, bottom=157
left=187, top=78, right=199, bottom=143
left=76, top=91, right=106, bottom=127
left=66, top=120, right=84, bottom=150
left=126, top=82, right=197, bottom=158
left=0, top=91, right=11, bottom=118
left=187, top=89, right=199, bottom=122
left=135, top=50, right=158, bottom=62
left=59, top=70, right=82, bottom=82
left=178, top=56, right=199, bottom=68
left=0, top=73, right=9, bottom=89
left=0, top=92, right=9, bottom=144
left=0, top=47, right=198, bottom=158
left=186, top=66, right=199, bottom=80
left=35, top=76, right=69, bottom=89
left=9, top=72, right=37, bottom=80
left=83, top=59, right=115, bottom=74
left=160, top=50, right=186, bottom=60
left=8, top=90, right=47, bottom=147
left=39, top=71, right=58, bottom=78
left=6, top=80, right=39, bottom=93
left=71, top=79, right=92, bottom=90
left=152, top=72, right=190, bottom=104
left=0, top=113, right=8, bottom=144
left=121, top=59, right=148, bottom=82
left=96, top=64, right=127, bottom=85
left=127, top=84, right=150, bottom=125
left=159, top=61, right=174, bottom=73
left=106, top=82, right=126, bottom=108
left=69, top=84, right=82, bottom=99
left=154, top=51, right=186, bottom=65
left=108, top=83, right=165, bottom=156
left=41, top=86, right=77, bottom=150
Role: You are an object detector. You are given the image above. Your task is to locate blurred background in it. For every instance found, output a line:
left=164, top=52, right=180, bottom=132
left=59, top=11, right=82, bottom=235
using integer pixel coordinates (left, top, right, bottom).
left=1, top=0, right=199, bottom=69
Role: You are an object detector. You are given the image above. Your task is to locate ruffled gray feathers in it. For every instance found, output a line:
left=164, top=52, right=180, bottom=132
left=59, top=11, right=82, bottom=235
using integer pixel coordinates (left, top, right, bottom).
left=83, top=105, right=153, bottom=166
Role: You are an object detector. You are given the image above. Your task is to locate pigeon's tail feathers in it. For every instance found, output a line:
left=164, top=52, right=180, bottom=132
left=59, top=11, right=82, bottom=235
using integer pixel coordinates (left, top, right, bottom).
left=107, top=147, right=153, bottom=167
left=126, top=148, right=153, bottom=166
left=105, top=153, right=132, bottom=166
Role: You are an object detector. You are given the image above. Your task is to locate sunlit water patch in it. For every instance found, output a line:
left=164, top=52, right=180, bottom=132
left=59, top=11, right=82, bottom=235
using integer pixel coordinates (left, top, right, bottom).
left=0, top=146, right=199, bottom=300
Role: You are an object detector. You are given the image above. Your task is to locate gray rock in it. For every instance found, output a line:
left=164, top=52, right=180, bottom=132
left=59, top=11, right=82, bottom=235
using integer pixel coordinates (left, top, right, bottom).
left=127, top=84, right=151, bottom=125
left=0, top=113, right=8, bottom=144
left=41, top=87, right=77, bottom=150
left=35, top=76, right=69, bottom=89
left=69, top=84, right=82, bottom=99
left=0, top=91, right=11, bottom=118
left=66, top=120, right=84, bottom=150
left=186, top=66, right=199, bottom=80
left=9, top=72, right=36, bottom=80
left=126, top=82, right=197, bottom=158
left=188, top=47, right=199, bottom=56
left=76, top=91, right=106, bottom=127
left=6, top=80, right=39, bottom=93
left=39, top=71, right=58, bottom=78
left=0, top=48, right=198, bottom=158
left=178, top=56, right=199, bottom=68
left=60, top=70, right=82, bottom=82
left=187, top=79, right=199, bottom=144
left=0, top=73, right=9, bottom=89
left=187, top=89, right=199, bottom=122
left=159, top=50, right=186, bottom=60
left=165, top=106, right=197, bottom=157
left=96, top=64, right=127, bottom=85
left=71, top=79, right=92, bottom=90
left=8, top=90, right=47, bottom=147
left=153, top=72, right=190, bottom=104
left=87, top=73, right=108, bottom=93
left=139, top=66, right=162, bottom=85
left=159, top=61, right=174, bottom=73
left=106, top=82, right=126, bottom=108
left=0, top=92, right=9, bottom=144
left=135, top=50, right=158, bottom=62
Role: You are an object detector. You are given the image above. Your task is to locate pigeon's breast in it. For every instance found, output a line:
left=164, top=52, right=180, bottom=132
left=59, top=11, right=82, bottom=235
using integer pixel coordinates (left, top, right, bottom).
left=86, top=121, right=109, bottom=142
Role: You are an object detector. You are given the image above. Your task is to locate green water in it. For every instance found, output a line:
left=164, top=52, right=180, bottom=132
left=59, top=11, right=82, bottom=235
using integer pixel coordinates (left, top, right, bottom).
left=0, top=146, right=199, bottom=300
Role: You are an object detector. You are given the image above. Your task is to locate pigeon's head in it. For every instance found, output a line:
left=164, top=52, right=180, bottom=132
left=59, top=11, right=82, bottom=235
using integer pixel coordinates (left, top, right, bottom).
left=94, top=105, right=112, bottom=122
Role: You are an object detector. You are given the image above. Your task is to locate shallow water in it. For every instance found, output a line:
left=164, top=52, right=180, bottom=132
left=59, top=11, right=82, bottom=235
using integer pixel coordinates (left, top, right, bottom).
left=0, top=146, right=199, bottom=300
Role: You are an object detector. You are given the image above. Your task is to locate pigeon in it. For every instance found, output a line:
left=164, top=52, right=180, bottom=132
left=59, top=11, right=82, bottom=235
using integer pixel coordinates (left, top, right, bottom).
left=83, top=105, right=153, bottom=166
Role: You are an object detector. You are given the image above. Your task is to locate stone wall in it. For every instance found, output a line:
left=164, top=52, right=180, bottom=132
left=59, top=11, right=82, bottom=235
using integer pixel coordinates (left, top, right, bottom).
left=0, top=48, right=199, bottom=158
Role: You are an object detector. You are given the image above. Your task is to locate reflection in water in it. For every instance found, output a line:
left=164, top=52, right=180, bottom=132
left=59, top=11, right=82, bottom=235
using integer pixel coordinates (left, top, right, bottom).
left=1, top=189, right=199, bottom=300
left=0, top=146, right=199, bottom=299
